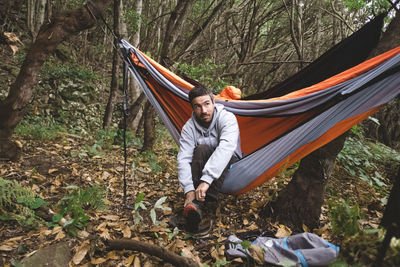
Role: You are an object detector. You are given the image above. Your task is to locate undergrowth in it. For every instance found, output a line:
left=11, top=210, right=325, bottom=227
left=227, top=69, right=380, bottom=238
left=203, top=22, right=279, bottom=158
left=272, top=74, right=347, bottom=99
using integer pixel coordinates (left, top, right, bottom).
left=15, top=115, right=67, bottom=140
left=0, top=177, right=47, bottom=228
left=52, top=184, right=107, bottom=236
left=337, top=134, right=400, bottom=187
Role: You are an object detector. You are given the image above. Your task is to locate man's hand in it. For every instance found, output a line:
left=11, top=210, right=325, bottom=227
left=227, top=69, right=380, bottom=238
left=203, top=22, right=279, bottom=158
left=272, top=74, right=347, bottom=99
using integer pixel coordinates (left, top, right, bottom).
left=184, top=191, right=195, bottom=207
left=195, top=182, right=210, bottom=202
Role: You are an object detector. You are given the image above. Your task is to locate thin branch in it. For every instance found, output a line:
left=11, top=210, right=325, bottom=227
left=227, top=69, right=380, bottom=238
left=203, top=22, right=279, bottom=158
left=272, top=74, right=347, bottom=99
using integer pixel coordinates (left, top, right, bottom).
left=320, top=2, right=354, bottom=33
left=239, top=59, right=312, bottom=65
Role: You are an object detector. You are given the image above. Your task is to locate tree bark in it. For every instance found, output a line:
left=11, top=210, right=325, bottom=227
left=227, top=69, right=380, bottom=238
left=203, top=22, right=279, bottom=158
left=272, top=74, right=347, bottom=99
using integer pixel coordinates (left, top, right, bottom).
left=268, top=134, right=347, bottom=231
left=103, top=0, right=123, bottom=128
left=363, top=12, right=400, bottom=150
left=126, top=92, right=146, bottom=130
left=268, top=12, right=400, bottom=231
left=141, top=101, right=156, bottom=152
left=0, top=0, right=113, bottom=160
left=159, top=0, right=193, bottom=65
left=125, top=0, right=143, bottom=132
left=27, top=0, right=48, bottom=40
left=141, top=0, right=193, bottom=151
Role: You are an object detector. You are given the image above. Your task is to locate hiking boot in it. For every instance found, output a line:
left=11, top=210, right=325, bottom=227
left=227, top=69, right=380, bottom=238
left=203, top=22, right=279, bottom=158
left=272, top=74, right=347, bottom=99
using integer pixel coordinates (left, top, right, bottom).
left=195, top=218, right=213, bottom=236
left=183, top=201, right=202, bottom=232
left=168, top=208, right=186, bottom=229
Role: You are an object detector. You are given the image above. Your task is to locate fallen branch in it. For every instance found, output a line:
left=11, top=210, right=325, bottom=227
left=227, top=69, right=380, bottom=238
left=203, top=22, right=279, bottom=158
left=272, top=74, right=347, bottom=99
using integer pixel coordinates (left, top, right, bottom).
left=107, top=239, right=199, bottom=267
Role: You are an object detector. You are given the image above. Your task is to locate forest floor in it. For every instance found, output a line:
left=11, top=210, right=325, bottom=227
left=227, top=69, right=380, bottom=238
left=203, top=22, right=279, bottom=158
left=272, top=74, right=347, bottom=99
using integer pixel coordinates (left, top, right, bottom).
left=0, top=134, right=396, bottom=266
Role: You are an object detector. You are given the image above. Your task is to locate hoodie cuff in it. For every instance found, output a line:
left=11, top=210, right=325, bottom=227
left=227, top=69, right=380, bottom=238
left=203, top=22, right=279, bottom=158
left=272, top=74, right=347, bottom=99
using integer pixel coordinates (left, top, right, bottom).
left=183, top=184, right=195, bottom=194
left=200, top=175, right=214, bottom=185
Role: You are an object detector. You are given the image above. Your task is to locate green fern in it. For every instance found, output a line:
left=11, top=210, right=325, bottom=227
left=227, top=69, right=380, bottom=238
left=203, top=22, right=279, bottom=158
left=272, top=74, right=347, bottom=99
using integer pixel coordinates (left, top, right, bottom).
left=0, top=177, right=47, bottom=228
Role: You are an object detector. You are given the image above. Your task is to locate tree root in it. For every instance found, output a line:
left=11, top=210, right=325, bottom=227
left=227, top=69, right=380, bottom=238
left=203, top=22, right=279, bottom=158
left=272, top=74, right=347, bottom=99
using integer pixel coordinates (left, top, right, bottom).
left=106, top=239, right=199, bottom=267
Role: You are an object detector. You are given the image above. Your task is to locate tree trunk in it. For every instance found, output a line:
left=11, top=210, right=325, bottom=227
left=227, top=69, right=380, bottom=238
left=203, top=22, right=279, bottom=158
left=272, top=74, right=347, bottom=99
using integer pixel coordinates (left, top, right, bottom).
left=126, top=93, right=146, bottom=130
left=141, top=0, right=193, bottom=151
left=125, top=0, right=143, bottom=132
left=0, top=0, right=113, bottom=161
left=363, top=13, right=400, bottom=150
left=141, top=101, right=156, bottom=152
left=103, top=0, right=123, bottom=128
left=268, top=134, right=347, bottom=231
left=268, top=12, right=400, bottom=231
left=27, top=0, right=48, bottom=40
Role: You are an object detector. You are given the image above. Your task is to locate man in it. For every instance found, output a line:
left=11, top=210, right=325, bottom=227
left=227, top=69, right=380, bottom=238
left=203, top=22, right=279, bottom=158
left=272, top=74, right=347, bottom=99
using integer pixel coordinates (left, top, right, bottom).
left=177, top=84, right=241, bottom=232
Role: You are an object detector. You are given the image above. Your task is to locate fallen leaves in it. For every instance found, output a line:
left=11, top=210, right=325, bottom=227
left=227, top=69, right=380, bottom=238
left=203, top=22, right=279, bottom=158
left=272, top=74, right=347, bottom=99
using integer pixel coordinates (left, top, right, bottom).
left=275, top=224, right=292, bottom=238
left=0, top=245, right=14, bottom=252
left=0, top=134, right=391, bottom=267
left=72, top=240, right=90, bottom=265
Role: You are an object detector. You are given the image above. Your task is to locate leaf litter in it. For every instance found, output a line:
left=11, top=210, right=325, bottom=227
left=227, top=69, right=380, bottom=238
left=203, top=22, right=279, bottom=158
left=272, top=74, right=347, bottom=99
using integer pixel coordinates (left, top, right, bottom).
left=0, top=136, right=395, bottom=266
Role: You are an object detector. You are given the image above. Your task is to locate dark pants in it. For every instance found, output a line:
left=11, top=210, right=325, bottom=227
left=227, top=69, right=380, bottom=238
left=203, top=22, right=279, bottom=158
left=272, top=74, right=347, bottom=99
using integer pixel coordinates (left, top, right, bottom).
left=191, top=144, right=238, bottom=202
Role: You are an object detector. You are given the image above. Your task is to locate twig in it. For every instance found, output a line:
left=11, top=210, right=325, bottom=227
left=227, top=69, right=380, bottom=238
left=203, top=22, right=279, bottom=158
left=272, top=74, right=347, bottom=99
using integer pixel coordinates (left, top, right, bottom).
left=107, top=239, right=199, bottom=267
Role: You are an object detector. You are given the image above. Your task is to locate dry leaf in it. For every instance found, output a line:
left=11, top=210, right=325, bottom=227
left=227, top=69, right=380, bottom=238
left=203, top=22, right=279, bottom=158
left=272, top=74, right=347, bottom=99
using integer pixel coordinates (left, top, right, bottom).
left=106, top=251, right=119, bottom=260
left=5, top=236, right=23, bottom=243
left=52, top=226, right=63, bottom=234
left=133, top=256, right=141, bottom=267
left=31, top=184, right=40, bottom=192
left=217, top=236, right=227, bottom=243
left=78, top=230, right=90, bottom=239
left=182, top=247, right=202, bottom=266
left=91, top=257, right=107, bottom=264
left=102, top=171, right=111, bottom=180
left=123, top=225, right=132, bottom=238
left=275, top=225, right=292, bottom=238
left=246, top=223, right=258, bottom=231
left=313, top=223, right=330, bottom=235
left=100, top=228, right=111, bottom=240
left=55, top=230, right=66, bottom=240
left=102, top=215, right=120, bottom=221
left=302, top=224, right=309, bottom=232
left=125, top=255, right=135, bottom=266
left=243, top=219, right=249, bottom=225
left=72, top=240, right=90, bottom=265
left=210, top=245, right=225, bottom=261
left=0, top=245, right=14, bottom=251
left=97, top=222, right=108, bottom=231
left=48, top=168, right=58, bottom=174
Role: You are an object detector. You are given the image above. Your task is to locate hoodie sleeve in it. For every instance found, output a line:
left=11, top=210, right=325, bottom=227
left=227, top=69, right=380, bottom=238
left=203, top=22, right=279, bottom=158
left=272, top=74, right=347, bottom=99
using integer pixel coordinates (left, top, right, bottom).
left=177, top=122, right=196, bottom=193
left=200, top=110, right=239, bottom=185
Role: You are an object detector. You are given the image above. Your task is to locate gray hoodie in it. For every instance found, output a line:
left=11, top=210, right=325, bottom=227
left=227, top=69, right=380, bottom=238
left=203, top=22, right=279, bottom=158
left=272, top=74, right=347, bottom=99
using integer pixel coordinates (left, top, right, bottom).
left=177, top=104, right=241, bottom=193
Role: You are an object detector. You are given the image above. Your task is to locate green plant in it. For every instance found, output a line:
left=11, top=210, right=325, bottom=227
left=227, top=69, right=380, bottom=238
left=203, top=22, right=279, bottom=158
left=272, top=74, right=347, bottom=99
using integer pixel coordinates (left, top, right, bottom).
left=150, top=196, right=171, bottom=226
left=53, top=184, right=107, bottom=236
left=15, top=116, right=67, bottom=140
left=176, top=58, right=230, bottom=92
left=328, top=198, right=363, bottom=237
left=165, top=227, right=180, bottom=240
left=133, top=192, right=149, bottom=225
left=337, top=135, right=399, bottom=187
left=0, top=178, right=47, bottom=228
left=135, top=151, right=163, bottom=174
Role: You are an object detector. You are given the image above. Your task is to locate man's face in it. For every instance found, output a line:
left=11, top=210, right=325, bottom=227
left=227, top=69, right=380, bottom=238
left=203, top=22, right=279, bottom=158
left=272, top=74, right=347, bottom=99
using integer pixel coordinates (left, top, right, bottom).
left=191, top=94, right=215, bottom=127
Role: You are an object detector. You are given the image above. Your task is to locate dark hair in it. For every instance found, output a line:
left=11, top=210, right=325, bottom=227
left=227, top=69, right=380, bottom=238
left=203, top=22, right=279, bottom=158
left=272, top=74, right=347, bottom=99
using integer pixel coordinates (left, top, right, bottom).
left=188, top=84, right=214, bottom=104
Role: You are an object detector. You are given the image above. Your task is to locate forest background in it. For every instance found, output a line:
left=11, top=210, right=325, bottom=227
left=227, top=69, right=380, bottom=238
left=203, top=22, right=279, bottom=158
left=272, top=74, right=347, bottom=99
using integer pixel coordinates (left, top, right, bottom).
left=0, top=0, right=400, bottom=266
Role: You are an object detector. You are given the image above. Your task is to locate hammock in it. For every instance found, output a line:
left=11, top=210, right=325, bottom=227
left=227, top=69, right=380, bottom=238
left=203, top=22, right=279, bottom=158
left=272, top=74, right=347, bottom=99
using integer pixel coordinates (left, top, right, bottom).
left=119, top=15, right=400, bottom=195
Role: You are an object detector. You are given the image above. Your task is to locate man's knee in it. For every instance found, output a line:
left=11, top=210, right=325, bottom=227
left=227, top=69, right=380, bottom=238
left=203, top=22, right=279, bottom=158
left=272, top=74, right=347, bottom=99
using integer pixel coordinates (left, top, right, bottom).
left=193, top=144, right=214, bottom=159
